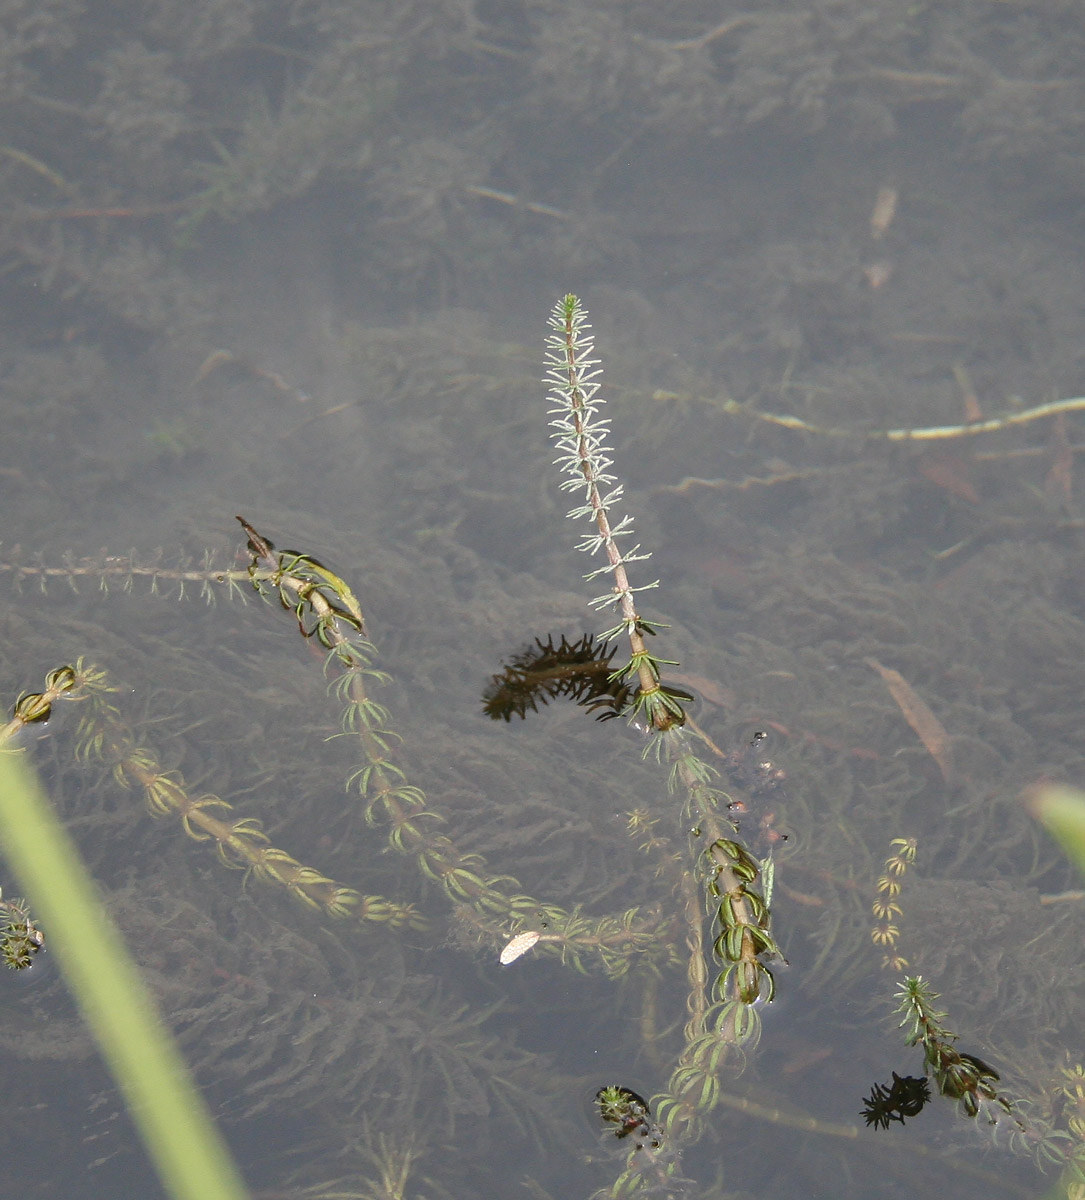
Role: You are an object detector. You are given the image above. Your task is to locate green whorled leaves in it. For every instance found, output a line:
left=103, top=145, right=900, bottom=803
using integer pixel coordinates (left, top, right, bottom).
left=545, top=294, right=785, bottom=1186
left=61, top=664, right=426, bottom=931
left=596, top=1084, right=658, bottom=1144
left=237, top=516, right=367, bottom=662
left=545, top=295, right=688, bottom=733
left=0, top=890, right=44, bottom=969
left=5, top=484, right=778, bottom=1200
left=888, top=977, right=1085, bottom=1179
left=895, top=977, right=1011, bottom=1120
left=703, top=835, right=779, bottom=1005
left=1, top=662, right=81, bottom=747
left=235, top=517, right=681, bottom=980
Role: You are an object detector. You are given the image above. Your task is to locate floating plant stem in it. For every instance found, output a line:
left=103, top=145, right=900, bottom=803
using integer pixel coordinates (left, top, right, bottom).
left=722, top=393, right=1085, bottom=441
left=546, top=294, right=691, bottom=732
left=236, top=517, right=678, bottom=975
left=6, top=660, right=422, bottom=930
left=545, top=297, right=779, bottom=1193
left=893, top=977, right=1085, bottom=1177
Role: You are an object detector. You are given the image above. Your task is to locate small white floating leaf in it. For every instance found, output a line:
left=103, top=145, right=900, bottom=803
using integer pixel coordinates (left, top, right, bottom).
left=499, top=930, right=541, bottom=966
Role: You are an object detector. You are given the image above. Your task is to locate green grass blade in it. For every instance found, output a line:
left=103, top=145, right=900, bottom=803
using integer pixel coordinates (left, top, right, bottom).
left=1029, top=783, right=1085, bottom=878
left=0, top=749, right=249, bottom=1200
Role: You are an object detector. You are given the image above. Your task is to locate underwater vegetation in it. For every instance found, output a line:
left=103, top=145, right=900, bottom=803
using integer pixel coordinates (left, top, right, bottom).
left=2, top=296, right=1085, bottom=1200
left=3, top=0, right=1085, bottom=363
left=2, top=2, right=1085, bottom=1197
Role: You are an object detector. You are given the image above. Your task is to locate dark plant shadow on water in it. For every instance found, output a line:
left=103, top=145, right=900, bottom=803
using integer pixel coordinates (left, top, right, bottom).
left=1, top=1, right=1085, bottom=1197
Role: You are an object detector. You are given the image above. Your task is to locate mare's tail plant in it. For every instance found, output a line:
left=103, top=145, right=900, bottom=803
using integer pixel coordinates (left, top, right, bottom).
left=546, top=293, right=689, bottom=735
left=1, top=297, right=783, bottom=1198
left=547, top=295, right=781, bottom=1193
left=893, top=977, right=1085, bottom=1181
